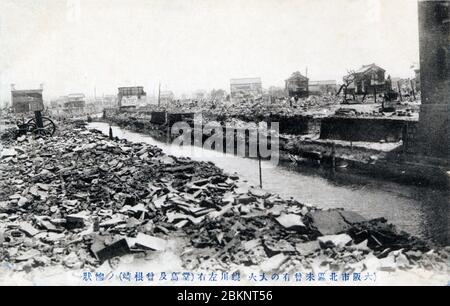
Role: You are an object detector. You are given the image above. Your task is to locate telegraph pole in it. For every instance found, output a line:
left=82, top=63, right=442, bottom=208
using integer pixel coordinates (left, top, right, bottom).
left=158, top=82, right=161, bottom=107
left=257, top=127, right=262, bottom=188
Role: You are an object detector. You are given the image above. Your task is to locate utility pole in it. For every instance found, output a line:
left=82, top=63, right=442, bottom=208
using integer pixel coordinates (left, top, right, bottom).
left=158, top=82, right=161, bottom=107
left=257, top=127, right=262, bottom=188
left=410, top=79, right=416, bottom=100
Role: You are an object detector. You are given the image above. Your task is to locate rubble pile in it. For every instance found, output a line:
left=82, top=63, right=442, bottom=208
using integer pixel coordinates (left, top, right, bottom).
left=0, top=123, right=448, bottom=274
left=202, top=98, right=337, bottom=122
left=0, top=127, right=19, bottom=146
left=104, top=96, right=341, bottom=125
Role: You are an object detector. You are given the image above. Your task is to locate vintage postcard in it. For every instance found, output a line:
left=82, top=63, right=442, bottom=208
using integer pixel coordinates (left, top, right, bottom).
left=0, top=0, right=448, bottom=292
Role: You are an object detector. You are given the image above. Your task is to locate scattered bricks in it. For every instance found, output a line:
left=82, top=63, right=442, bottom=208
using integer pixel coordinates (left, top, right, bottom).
left=128, top=233, right=167, bottom=251
left=17, top=197, right=30, bottom=208
left=65, top=212, right=89, bottom=229
left=378, top=253, right=397, bottom=272
left=234, top=194, right=255, bottom=205
left=0, top=148, right=17, bottom=158
left=295, top=240, right=321, bottom=256
left=36, top=219, right=63, bottom=233
left=263, top=238, right=296, bottom=256
left=242, top=239, right=261, bottom=251
left=275, top=213, right=306, bottom=231
left=18, top=222, right=40, bottom=237
left=124, top=196, right=137, bottom=206
left=248, top=188, right=269, bottom=198
left=318, top=234, right=353, bottom=248
left=348, top=239, right=370, bottom=252
left=0, top=120, right=443, bottom=276
left=338, top=210, right=367, bottom=225
left=15, top=249, right=41, bottom=262
left=405, top=250, right=423, bottom=260
left=165, top=165, right=195, bottom=173
left=259, top=253, right=288, bottom=272
left=93, top=238, right=131, bottom=262
left=307, top=210, right=351, bottom=235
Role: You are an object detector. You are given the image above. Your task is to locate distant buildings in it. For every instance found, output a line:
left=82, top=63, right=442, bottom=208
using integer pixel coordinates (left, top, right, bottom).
left=193, top=90, right=207, bottom=101
left=267, top=86, right=286, bottom=99
left=65, top=93, right=86, bottom=111
left=49, top=93, right=86, bottom=116
left=230, top=78, right=262, bottom=102
left=118, top=86, right=146, bottom=107
left=309, top=80, right=337, bottom=95
left=99, top=95, right=118, bottom=107
left=159, top=91, right=175, bottom=104
left=285, top=72, right=309, bottom=98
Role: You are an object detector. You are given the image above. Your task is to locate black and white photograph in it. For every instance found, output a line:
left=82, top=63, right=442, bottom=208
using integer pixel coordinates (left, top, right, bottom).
left=0, top=0, right=448, bottom=289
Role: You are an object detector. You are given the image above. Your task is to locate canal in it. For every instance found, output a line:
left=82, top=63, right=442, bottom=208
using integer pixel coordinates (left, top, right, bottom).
left=87, top=122, right=448, bottom=246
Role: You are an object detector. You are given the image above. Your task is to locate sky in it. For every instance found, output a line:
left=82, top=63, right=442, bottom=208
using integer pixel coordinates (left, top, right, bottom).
left=0, top=0, right=420, bottom=102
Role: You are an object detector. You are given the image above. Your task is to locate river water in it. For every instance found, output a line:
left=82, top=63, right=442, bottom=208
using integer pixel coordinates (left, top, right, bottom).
left=87, top=122, right=448, bottom=245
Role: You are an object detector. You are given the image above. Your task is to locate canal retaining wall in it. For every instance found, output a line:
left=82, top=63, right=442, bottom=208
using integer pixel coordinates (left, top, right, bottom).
left=320, top=117, right=414, bottom=142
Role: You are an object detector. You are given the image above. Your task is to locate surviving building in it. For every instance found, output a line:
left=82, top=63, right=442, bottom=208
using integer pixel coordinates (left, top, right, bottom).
left=230, top=78, right=262, bottom=102
left=11, top=84, right=44, bottom=113
left=118, top=86, right=147, bottom=107
left=64, top=93, right=86, bottom=113
left=285, top=72, right=309, bottom=98
left=345, top=63, right=388, bottom=95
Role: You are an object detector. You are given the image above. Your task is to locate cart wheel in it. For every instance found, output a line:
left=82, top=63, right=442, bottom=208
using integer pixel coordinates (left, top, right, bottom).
left=26, top=117, right=56, bottom=136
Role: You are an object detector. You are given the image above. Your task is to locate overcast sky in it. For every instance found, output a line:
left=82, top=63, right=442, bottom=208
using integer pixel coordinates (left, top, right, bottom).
left=0, top=0, right=420, bottom=101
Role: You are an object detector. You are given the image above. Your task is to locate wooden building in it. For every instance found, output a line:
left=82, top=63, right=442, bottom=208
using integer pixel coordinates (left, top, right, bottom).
left=11, top=85, right=44, bottom=113
left=118, top=86, right=146, bottom=107
left=285, top=71, right=309, bottom=98
left=346, top=63, right=388, bottom=95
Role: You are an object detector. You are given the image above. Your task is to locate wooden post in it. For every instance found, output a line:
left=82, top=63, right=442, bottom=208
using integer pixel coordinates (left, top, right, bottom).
left=373, top=86, right=377, bottom=103
left=403, top=124, right=408, bottom=155
left=109, top=125, right=113, bottom=140
left=398, top=81, right=403, bottom=101
left=331, top=142, right=336, bottom=170
left=257, top=128, right=262, bottom=188
left=158, top=82, right=161, bottom=107
left=258, top=154, right=262, bottom=188
left=410, top=79, right=416, bottom=100
left=34, top=111, right=44, bottom=129
left=166, top=124, right=170, bottom=144
left=361, top=92, right=367, bottom=103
